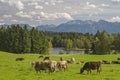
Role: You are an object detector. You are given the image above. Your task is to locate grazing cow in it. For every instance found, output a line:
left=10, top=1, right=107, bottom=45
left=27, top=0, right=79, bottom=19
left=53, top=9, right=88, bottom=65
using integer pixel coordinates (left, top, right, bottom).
left=48, top=60, right=58, bottom=73
left=39, top=55, right=44, bottom=58
left=102, top=60, right=111, bottom=64
left=80, top=61, right=101, bottom=74
left=43, top=56, right=50, bottom=61
left=70, top=57, right=75, bottom=63
left=76, top=61, right=84, bottom=64
left=57, top=61, right=68, bottom=71
left=32, top=61, right=49, bottom=73
left=60, top=57, right=63, bottom=61
left=111, top=61, right=120, bottom=64
left=32, top=60, right=57, bottom=73
left=16, top=57, right=24, bottom=61
left=117, top=58, right=120, bottom=60
left=66, top=58, right=75, bottom=63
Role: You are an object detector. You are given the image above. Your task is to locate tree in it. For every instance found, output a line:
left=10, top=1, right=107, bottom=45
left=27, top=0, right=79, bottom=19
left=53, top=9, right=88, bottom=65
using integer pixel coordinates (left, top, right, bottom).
left=92, top=31, right=111, bottom=54
left=21, top=25, right=31, bottom=53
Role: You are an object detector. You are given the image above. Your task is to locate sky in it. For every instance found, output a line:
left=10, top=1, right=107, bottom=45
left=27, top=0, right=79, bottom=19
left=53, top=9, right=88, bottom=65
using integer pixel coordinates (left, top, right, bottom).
left=0, top=0, right=120, bottom=26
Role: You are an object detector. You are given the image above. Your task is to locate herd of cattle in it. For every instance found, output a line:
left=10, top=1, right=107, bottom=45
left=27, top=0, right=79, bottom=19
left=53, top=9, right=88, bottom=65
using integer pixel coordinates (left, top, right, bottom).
left=15, top=56, right=120, bottom=74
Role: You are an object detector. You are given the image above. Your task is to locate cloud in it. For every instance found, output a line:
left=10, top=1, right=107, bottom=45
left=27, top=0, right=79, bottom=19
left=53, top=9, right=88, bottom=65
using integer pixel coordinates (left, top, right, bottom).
left=83, top=2, right=97, bottom=10
left=40, top=12, right=73, bottom=20
left=0, top=0, right=5, bottom=2
left=44, top=0, right=64, bottom=6
left=0, top=0, right=24, bottom=10
left=11, top=19, right=18, bottom=22
left=110, top=16, right=120, bottom=22
left=28, top=2, right=38, bottom=6
left=35, top=5, right=43, bottom=9
left=101, top=4, right=109, bottom=7
left=16, top=11, right=32, bottom=18
left=86, top=2, right=97, bottom=8
left=3, top=15, right=12, bottom=18
left=8, top=0, right=24, bottom=10
left=29, top=11, right=37, bottom=16
left=28, top=2, right=43, bottom=9
left=111, top=0, right=120, bottom=2
left=45, top=2, right=49, bottom=5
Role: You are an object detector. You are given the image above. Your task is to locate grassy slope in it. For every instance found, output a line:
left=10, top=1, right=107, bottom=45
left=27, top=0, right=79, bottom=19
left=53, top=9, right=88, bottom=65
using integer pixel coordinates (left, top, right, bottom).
left=0, top=51, right=120, bottom=80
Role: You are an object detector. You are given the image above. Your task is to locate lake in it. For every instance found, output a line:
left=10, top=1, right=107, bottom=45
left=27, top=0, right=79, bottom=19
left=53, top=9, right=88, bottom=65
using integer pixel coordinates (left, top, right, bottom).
left=50, top=47, right=85, bottom=55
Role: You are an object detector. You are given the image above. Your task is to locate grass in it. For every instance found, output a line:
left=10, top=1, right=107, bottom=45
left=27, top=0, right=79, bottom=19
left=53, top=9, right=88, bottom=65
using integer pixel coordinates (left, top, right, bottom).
left=0, top=51, right=120, bottom=80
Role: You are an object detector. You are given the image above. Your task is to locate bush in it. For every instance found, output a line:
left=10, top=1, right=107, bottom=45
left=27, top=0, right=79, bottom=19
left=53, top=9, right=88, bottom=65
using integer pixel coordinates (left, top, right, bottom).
left=59, top=51, right=64, bottom=55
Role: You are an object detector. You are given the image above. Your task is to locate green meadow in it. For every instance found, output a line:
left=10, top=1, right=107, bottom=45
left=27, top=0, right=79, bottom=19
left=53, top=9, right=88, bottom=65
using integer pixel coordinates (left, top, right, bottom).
left=0, top=51, right=120, bottom=80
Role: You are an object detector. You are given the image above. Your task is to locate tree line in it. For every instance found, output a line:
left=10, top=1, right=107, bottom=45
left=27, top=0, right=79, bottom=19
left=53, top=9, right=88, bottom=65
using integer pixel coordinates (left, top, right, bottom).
left=0, top=25, right=50, bottom=54
left=0, top=24, right=120, bottom=55
left=43, top=31, right=120, bottom=54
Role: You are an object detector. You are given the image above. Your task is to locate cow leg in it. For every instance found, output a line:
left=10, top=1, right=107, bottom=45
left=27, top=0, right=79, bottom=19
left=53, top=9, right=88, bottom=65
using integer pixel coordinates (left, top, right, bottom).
left=87, top=70, right=89, bottom=74
left=89, top=70, right=91, bottom=74
left=97, top=68, right=101, bottom=74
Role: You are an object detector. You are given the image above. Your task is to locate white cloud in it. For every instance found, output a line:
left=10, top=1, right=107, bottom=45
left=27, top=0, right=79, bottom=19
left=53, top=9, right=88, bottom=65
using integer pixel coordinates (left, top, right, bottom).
left=86, top=2, right=96, bottom=8
left=29, top=11, right=36, bottom=16
left=11, top=20, right=18, bottom=22
left=44, top=0, right=64, bottom=6
left=8, top=0, right=24, bottom=10
left=0, top=0, right=5, bottom=2
left=40, top=12, right=73, bottom=20
left=35, top=5, right=43, bottom=9
left=3, top=15, right=12, bottom=18
left=45, top=2, right=49, bottom=5
left=28, top=2, right=43, bottom=9
left=16, top=11, right=32, bottom=18
left=112, top=0, right=120, bottom=2
left=64, top=6, right=72, bottom=10
left=101, top=4, right=109, bottom=7
left=110, top=16, right=120, bottom=22
left=28, top=2, right=38, bottom=6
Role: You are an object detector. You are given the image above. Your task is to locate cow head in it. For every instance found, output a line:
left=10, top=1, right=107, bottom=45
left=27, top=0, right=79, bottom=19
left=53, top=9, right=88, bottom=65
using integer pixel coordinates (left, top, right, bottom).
left=80, top=68, right=84, bottom=74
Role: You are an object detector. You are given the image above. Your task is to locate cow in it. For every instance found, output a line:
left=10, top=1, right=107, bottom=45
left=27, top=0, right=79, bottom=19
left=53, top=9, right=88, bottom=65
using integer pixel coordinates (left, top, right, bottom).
left=16, top=57, right=24, bottom=61
left=57, top=60, right=68, bottom=71
left=32, top=60, right=57, bottom=73
left=32, top=61, right=50, bottom=73
left=60, top=57, right=64, bottom=61
left=70, top=57, right=75, bottom=63
left=111, top=61, right=120, bottom=64
left=47, top=60, right=58, bottom=73
left=66, top=57, right=75, bottom=63
left=117, top=58, right=120, bottom=60
left=39, top=55, right=44, bottom=58
left=80, top=61, right=101, bottom=74
left=76, top=61, right=84, bottom=64
left=102, top=60, right=111, bottom=64
left=43, top=56, right=50, bottom=61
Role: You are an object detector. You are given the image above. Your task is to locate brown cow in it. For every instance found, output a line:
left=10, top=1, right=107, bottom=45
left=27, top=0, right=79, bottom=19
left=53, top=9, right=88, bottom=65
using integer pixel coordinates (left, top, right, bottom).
left=32, top=61, right=49, bottom=73
left=57, top=60, right=68, bottom=71
left=43, top=56, right=50, bottom=61
left=32, top=60, right=57, bottom=73
left=16, top=57, right=24, bottom=61
left=80, top=61, right=101, bottom=74
left=117, top=58, right=120, bottom=60
left=47, top=60, right=58, bottom=73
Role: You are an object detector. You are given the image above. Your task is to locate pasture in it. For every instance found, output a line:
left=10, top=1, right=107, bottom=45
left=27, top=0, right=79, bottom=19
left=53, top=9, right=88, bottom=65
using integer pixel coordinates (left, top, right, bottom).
left=0, top=51, right=120, bottom=80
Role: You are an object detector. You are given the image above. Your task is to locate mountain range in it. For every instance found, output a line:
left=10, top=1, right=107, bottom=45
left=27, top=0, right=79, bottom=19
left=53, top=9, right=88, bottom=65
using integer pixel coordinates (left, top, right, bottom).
left=1, top=20, right=120, bottom=34
left=37, top=20, right=120, bottom=34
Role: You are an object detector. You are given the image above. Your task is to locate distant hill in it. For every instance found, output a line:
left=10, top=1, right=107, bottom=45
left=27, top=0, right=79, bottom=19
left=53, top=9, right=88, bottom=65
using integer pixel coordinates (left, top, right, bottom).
left=36, top=20, right=120, bottom=34
left=1, top=20, right=120, bottom=34
left=0, top=24, right=32, bottom=29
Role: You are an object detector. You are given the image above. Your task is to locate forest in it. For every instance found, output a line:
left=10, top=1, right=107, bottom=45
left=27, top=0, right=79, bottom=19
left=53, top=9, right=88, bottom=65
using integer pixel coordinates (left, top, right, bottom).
left=0, top=25, right=50, bottom=54
left=0, top=24, right=120, bottom=54
left=44, top=31, right=120, bottom=54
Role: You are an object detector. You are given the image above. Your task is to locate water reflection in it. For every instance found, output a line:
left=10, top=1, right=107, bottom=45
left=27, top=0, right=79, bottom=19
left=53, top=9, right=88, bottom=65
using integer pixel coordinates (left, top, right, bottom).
left=50, top=47, right=85, bottom=55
